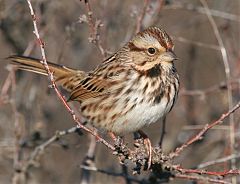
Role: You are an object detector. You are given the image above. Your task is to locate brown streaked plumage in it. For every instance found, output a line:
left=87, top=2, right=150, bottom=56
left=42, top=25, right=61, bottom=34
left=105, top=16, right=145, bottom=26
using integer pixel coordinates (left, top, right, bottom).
left=7, top=27, right=179, bottom=135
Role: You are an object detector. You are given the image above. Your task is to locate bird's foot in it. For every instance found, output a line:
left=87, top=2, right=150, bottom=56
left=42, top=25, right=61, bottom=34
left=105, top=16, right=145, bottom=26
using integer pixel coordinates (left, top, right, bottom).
left=135, top=130, right=152, bottom=170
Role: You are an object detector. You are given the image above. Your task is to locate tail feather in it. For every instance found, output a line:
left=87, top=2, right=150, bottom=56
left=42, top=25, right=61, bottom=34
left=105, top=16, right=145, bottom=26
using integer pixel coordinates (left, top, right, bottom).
left=7, top=55, right=86, bottom=92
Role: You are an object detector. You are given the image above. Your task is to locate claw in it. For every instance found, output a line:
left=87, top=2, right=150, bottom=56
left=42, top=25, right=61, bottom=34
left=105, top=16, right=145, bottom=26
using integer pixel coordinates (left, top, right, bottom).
left=137, top=130, right=152, bottom=170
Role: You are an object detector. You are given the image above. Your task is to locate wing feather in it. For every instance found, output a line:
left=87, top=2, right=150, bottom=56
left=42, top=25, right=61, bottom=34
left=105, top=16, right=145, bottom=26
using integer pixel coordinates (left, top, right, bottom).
left=68, top=76, right=110, bottom=101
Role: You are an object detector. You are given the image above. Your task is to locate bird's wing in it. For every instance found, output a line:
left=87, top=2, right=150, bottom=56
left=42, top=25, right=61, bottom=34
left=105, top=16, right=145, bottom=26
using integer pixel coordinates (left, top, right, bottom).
left=68, top=75, right=111, bottom=101
left=69, top=56, right=125, bottom=102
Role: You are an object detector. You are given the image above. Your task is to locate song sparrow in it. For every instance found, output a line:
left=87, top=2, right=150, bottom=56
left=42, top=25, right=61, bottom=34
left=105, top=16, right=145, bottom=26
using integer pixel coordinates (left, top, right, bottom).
left=8, top=26, right=179, bottom=139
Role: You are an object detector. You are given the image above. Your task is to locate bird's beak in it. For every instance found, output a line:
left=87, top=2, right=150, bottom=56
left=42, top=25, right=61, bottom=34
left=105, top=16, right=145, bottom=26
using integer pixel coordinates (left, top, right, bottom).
left=160, top=50, right=178, bottom=62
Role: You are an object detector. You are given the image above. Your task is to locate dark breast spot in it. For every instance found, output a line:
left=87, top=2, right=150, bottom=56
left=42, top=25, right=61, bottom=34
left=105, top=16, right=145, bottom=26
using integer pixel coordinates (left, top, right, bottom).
left=154, top=91, right=164, bottom=104
left=90, top=116, right=95, bottom=122
left=151, top=80, right=156, bottom=87
left=125, top=88, right=132, bottom=95
left=116, top=87, right=124, bottom=96
left=81, top=105, right=87, bottom=112
left=146, top=64, right=161, bottom=78
left=103, top=106, right=111, bottom=112
left=167, top=86, right=171, bottom=101
left=111, top=114, right=117, bottom=121
left=125, top=97, right=130, bottom=104
left=129, top=104, right=136, bottom=111
left=143, top=83, right=148, bottom=94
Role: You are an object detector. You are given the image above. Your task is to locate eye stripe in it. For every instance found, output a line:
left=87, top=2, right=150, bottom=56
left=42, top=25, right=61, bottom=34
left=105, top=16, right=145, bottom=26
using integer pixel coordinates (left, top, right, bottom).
left=128, top=42, right=145, bottom=52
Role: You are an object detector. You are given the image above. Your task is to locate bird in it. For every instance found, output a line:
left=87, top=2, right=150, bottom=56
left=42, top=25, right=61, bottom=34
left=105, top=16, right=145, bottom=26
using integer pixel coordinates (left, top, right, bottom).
left=8, top=27, right=179, bottom=169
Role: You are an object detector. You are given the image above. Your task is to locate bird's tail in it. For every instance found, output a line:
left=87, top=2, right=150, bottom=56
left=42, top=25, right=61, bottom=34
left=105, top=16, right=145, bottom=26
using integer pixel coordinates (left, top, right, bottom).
left=7, top=55, right=86, bottom=92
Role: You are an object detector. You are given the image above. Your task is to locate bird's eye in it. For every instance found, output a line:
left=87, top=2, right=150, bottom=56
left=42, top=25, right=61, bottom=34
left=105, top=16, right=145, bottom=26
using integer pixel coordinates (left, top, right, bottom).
left=147, top=47, right=156, bottom=55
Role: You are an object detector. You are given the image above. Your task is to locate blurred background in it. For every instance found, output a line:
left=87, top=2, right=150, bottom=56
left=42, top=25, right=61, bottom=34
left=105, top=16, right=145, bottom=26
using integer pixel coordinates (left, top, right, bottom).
left=0, top=0, right=239, bottom=183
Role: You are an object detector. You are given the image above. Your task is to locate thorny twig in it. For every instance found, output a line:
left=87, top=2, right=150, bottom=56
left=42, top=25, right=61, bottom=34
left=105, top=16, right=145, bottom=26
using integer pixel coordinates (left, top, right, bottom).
left=26, top=0, right=115, bottom=151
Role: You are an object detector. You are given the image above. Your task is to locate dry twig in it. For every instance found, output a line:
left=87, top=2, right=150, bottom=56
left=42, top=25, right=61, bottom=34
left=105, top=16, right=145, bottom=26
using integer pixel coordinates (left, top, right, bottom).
left=180, top=79, right=240, bottom=97
left=79, top=0, right=106, bottom=58
left=200, top=1, right=236, bottom=183
left=198, top=153, right=240, bottom=169
left=164, top=2, right=240, bottom=22
left=135, top=0, right=150, bottom=33
left=80, top=133, right=97, bottom=184
left=22, top=126, right=80, bottom=172
left=174, top=173, right=231, bottom=184
left=171, top=100, right=240, bottom=158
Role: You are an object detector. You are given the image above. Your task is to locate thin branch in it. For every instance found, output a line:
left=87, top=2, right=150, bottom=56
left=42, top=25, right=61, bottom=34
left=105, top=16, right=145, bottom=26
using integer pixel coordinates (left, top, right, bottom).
left=164, top=2, right=240, bottom=22
left=80, top=134, right=97, bottom=184
left=10, top=67, right=26, bottom=184
left=22, top=127, right=79, bottom=172
left=135, top=0, right=150, bottom=33
left=174, top=173, right=231, bottom=184
left=170, top=101, right=240, bottom=158
left=121, top=165, right=132, bottom=184
left=175, top=166, right=240, bottom=177
left=25, top=0, right=115, bottom=151
left=197, top=153, right=240, bottom=169
left=174, top=36, right=220, bottom=51
left=182, top=125, right=229, bottom=131
left=80, top=0, right=106, bottom=58
left=80, top=165, right=143, bottom=184
left=199, top=0, right=236, bottom=181
left=0, top=69, right=14, bottom=105
left=150, top=0, right=165, bottom=25
left=180, top=79, right=240, bottom=97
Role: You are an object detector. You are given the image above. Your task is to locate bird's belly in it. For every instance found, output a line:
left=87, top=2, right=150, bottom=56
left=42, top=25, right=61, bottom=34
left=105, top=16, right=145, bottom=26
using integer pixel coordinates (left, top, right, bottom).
left=111, top=97, right=172, bottom=134
left=81, top=75, right=178, bottom=135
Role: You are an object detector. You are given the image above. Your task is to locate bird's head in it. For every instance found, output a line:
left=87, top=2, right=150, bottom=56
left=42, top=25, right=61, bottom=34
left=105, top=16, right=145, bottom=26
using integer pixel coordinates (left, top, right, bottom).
left=126, top=27, right=177, bottom=75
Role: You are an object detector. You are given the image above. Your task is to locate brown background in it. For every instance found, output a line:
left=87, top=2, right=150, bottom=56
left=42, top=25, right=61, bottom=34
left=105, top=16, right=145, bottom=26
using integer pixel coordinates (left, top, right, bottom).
left=0, top=0, right=240, bottom=183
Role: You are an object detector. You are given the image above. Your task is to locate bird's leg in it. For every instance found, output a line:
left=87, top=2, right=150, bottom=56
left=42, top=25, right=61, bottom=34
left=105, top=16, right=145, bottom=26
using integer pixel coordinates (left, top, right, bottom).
left=108, top=132, right=123, bottom=145
left=109, top=132, right=117, bottom=142
left=136, top=130, right=152, bottom=170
